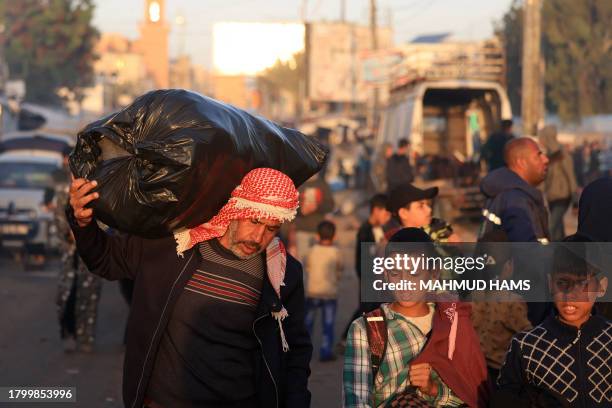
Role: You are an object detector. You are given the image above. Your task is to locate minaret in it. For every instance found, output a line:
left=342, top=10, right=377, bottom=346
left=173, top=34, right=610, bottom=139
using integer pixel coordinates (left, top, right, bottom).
left=137, top=0, right=170, bottom=88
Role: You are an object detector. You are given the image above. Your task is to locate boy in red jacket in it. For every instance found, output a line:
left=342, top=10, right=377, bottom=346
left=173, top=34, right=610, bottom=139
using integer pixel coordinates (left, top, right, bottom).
left=343, top=228, right=489, bottom=407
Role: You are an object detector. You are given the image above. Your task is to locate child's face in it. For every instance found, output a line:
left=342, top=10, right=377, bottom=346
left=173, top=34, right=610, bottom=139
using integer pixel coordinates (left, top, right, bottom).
left=384, top=251, right=437, bottom=303
left=398, top=200, right=432, bottom=228
left=549, top=272, right=608, bottom=328
left=371, top=206, right=391, bottom=226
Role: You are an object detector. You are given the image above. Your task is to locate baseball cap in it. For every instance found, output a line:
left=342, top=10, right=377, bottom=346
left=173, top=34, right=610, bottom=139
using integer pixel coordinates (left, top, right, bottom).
left=387, top=183, right=439, bottom=213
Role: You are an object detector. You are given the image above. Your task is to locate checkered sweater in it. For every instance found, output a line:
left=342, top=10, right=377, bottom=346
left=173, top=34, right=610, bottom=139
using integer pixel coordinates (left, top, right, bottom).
left=343, top=304, right=463, bottom=407
left=497, top=314, right=611, bottom=407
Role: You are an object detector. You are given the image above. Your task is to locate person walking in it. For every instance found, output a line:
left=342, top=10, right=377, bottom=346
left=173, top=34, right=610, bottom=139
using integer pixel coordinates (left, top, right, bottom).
left=54, top=170, right=101, bottom=353
left=67, top=168, right=312, bottom=408
left=303, top=220, right=343, bottom=362
left=539, top=125, right=577, bottom=241
left=479, top=137, right=552, bottom=325
left=385, top=139, right=414, bottom=192
left=479, top=137, right=550, bottom=243
left=481, top=119, right=515, bottom=172
left=339, top=194, right=391, bottom=349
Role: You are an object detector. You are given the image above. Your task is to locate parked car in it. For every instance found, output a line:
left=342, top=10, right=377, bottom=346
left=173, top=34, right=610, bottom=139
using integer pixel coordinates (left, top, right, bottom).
left=0, top=130, right=74, bottom=154
left=0, top=149, right=64, bottom=267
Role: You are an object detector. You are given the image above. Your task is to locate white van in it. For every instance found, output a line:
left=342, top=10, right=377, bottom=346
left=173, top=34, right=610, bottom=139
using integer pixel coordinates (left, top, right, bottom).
left=374, top=79, right=513, bottom=222
left=377, top=79, right=512, bottom=160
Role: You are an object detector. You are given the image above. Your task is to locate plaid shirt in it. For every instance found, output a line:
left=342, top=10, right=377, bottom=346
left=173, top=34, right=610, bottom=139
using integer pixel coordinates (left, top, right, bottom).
left=343, top=304, right=464, bottom=407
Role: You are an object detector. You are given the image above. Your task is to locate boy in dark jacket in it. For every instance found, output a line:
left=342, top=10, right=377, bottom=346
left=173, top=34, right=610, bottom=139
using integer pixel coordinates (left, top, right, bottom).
left=496, top=234, right=610, bottom=407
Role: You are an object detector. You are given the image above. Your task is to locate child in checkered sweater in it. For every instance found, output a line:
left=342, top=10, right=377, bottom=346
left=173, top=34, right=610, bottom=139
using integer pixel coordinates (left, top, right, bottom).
left=495, top=235, right=611, bottom=407
left=343, top=229, right=489, bottom=407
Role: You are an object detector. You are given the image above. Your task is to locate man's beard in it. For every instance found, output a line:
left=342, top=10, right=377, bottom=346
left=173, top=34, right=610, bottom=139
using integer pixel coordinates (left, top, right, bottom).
left=226, top=222, right=263, bottom=260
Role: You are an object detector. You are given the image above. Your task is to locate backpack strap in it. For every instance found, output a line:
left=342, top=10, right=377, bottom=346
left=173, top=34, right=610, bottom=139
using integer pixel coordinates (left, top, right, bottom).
left=363, top=308, right=388, bottom=380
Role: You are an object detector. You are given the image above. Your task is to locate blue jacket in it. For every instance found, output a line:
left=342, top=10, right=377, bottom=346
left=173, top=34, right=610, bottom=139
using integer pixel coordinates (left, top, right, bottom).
left=68, top=212, right=312, bottom=408
left=479, top=167, right=550, bottom=242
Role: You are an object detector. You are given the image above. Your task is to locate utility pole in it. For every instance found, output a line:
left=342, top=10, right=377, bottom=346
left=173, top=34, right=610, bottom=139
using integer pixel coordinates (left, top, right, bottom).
left=340, top=0, right=346, bottom=22
left=521, top=0, right=543, bottom=136
left=370, top=0, right=380, bottom=131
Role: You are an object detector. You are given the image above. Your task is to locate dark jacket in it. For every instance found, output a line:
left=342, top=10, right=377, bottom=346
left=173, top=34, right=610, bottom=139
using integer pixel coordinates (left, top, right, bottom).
left=479, top=167, right=550, bottom=243
left=68, top=214, right=312, bottom=408
left=578, top=177, right=612, bottom=321
left=385, top=153, right=413, bottom=191
left=497, top=314, right=611, bottom=407
left=578, top=177, right=612, bottom=243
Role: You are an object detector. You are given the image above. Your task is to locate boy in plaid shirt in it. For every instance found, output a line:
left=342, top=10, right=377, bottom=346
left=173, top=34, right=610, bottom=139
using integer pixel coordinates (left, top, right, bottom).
left=495, top=234, right=610, bottom=407
left=343, top=229, right=489, bottom=407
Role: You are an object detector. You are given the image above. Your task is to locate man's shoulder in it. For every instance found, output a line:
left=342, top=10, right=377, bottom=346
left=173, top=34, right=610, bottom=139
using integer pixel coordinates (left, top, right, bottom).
left=126, top=233, right=180, bottom=257
left=286, top=253, right=304, bottom=275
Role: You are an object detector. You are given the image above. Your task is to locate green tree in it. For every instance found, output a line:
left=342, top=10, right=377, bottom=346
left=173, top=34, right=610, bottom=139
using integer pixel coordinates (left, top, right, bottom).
left=2, top=0, right=99, bottom=106
left=542, top=0, right=611, bottom=122
left=496, top=0, right=611, bottom=123
left=494, top=0, right=523, bottom=116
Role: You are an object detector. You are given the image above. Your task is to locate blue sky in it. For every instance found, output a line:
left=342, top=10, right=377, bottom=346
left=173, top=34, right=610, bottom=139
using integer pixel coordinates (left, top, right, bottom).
left=93, top=0, right=515, bottom=68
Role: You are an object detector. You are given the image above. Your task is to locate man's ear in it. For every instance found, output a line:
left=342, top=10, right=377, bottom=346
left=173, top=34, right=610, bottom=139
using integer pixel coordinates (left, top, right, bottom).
left=596, top=276, right=608, bottom=299
left=398, top=206, right=410, bottom=222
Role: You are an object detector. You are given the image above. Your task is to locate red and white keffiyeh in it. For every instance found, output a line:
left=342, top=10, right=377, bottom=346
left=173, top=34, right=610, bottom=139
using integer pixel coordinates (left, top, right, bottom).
left=173, top=167, right=300, bottom=351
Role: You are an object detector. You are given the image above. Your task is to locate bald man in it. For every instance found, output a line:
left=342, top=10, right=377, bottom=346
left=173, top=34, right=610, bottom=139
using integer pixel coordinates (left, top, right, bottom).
left=479, top=137, right=552, bottom=326
left=479, top=137, right=550, bottom=243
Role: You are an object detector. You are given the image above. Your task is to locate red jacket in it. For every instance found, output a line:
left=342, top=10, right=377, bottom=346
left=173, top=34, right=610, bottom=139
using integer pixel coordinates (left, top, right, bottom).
left=412, top=302, right=490, bottom=407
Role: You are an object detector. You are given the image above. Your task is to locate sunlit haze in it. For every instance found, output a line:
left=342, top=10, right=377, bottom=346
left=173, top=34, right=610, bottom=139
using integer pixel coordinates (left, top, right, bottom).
left=93, top=0, right=514, bottom=68
left=213, top=22, right=305, bottom=75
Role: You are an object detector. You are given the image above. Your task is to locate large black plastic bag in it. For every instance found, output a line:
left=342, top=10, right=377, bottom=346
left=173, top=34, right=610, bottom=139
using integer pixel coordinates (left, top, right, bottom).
left=70, top=89, right=328, bottom=237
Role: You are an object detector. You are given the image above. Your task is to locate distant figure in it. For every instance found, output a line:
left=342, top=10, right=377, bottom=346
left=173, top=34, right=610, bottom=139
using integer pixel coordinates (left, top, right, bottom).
left=340, top=193, right=391, bottom=346
left=482, top=119, right=515, bottom=172
left=468, top=108, right=482, bottom=162
left=385, top=138, right=414, bottom=191
left=372, top=142, right=393, bottom=192
left=54, top=164, right=101, bottom=353
left=573, top=142, right=601, bottom=188
left=539, top=125, right=577, bottom=241
left=304, top=221, right=343, bottom=362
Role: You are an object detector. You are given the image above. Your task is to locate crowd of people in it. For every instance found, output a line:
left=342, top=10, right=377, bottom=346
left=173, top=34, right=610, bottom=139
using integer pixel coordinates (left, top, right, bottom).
left=52, top=118, right=611, bottom=408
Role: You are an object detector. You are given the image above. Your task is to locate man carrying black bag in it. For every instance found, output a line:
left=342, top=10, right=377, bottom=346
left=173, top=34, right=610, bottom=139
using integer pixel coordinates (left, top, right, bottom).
left=68, top=167, right=312, bottom=408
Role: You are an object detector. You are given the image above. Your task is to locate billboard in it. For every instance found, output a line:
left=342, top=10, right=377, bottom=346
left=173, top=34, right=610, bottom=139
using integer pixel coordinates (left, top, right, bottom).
left=213, top=22, right=305, bottom=75
left=306, top=22, right=393, bottom=103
